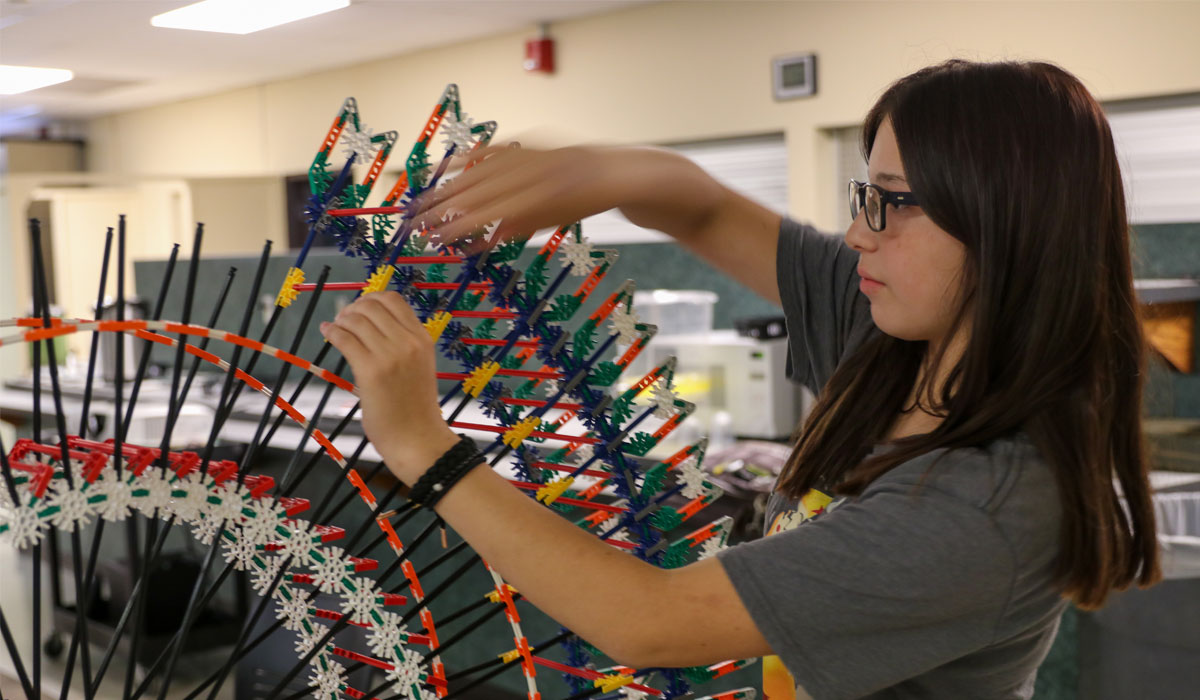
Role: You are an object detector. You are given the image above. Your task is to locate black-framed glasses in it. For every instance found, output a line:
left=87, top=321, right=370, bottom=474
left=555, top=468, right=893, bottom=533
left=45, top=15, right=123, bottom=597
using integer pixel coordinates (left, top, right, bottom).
left=848, top=178, right=919, bottom=232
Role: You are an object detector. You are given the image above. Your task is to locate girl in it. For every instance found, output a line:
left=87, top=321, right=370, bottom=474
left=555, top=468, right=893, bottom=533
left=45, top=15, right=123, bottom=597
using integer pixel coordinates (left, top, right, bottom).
left=320, top=60, right=1161, bottom=699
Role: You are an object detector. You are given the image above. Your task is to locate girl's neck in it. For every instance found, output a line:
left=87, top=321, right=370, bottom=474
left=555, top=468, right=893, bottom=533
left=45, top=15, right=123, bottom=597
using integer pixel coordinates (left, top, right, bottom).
left=886, top=328, right=969, bottom=441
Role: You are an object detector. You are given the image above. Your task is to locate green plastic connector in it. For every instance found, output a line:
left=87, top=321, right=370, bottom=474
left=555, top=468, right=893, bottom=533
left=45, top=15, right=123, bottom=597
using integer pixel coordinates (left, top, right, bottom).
left=572, top=324, right=597, bottom=359
left=371, top=216, right=393, bottom=249
left=524, top=257, right=549, bottom=298
left=640, top=463, right=668, bottom=498
left=580, top=639, right=605, bottom=657
left=682, top=665, right=717, bottom=684
left=660, top=540, right=691, bottom=569
left=455, top=291, right=485, bottom=311
left=490, top=240, right=526, bottom=264
left=650, top=506, right=683, bottom=531
left=546, top=293, right=583, bottom=323
left=402, top=234, right=427, bottom=257
left=308, top=164, right=334, bottom=198
left=348, top=182, right=371, bottom=208
left=610, top=395, right=635, bottom=424
left=407, top=148, right=432, bottom=189
left=544, top=446, right=571, bottom=464
left=586, top=361, right=622, bottom=387
left=473, top=318, right=497, bottom=340
left=624, top=432, right=657, bottom=457
left=513, top=379, right=537, bottom=400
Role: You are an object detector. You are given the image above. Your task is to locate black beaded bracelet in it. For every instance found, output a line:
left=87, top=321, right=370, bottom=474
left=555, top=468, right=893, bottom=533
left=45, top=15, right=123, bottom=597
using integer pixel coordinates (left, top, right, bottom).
left=408, top=434, right=485, bottom=508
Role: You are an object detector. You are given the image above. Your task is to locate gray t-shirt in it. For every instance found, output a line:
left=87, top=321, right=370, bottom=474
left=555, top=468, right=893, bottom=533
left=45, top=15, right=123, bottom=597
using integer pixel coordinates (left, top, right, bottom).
left=716, top=218, right=1067, bottom=699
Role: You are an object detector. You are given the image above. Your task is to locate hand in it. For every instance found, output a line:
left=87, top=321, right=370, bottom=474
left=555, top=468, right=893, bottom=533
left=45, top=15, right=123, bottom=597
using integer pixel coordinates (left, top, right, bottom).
left=319, top=292, right=458, bottom=484
left=414, top=144, right=635, bottom=248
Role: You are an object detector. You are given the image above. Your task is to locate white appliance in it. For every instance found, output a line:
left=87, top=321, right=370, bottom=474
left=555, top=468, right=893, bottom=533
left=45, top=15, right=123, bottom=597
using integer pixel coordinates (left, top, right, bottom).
left=624, top=330, right=810, bottom=441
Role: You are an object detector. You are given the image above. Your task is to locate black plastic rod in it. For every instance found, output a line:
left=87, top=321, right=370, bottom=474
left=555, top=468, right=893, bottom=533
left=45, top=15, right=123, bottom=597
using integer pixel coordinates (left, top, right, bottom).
left=124, top=223, right=205, bottom=698
left=145, top=519, right=227, bottom=700
left=67, top=226, right=114, bottom=694
left=172, top=266, right=237, bottom=425
left=272, top=356, right=348, bottom=493
left=260, top=341, right=338, bottom=448
left=120, top=241, right=181, bottom=434
left=0, top=605, right=34, bottom=699
left=27, top=220, right=44, bottom=699
left=438, top=630, right=576, bottom=700
left=31, top=219, right=98, bottom=700
left=77, top=227, right=114, bottom=437
left=237, top=267, right=331, bottom=481
left=200, top=555, right=294, bottom=700
left=194, top=239, right=273, bottom=479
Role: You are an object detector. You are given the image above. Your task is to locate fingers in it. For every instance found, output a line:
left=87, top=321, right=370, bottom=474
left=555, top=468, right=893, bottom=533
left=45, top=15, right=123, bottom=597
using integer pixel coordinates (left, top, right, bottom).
left=430, top=205, right=517, bottom=247
left=331, top=301, right=392, bottom=349
left=319, top=319, right=370, bottom=371
left=413, top=146, right=548, bottom=230
left=322, top=293, right=437, bottom=385
left=415, top=144, right=524, bottom=214
left=451, top=142, right=514, bottom=174
left=373, top=291, right=426, bottom=336
left=416, top=158, right=540, bottom=234
left=427, top=174, right=573, bottom=248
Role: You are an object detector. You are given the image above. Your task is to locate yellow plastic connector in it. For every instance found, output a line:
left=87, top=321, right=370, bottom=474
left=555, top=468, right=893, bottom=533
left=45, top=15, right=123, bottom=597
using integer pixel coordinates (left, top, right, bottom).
left=424, top=310, right=453, bottom=341
left=485, top=584, right=518, bottom=603
left=362, top=264, right=395, bottom=295
left=535, top=475, right=573, bottom=505
left=276, top=267, right=305, bottom=308
left=499, top=648, right=522, bottom=664
left=503, top=416, right=542, bottom=449
left=462, top=361, right=501, bottom=397
left=594, top=674, right=634, bottom=693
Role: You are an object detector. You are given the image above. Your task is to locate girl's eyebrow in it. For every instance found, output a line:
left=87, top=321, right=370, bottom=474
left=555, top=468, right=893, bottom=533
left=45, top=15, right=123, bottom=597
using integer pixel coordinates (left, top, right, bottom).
left=872, top=172, right=908, bottom=184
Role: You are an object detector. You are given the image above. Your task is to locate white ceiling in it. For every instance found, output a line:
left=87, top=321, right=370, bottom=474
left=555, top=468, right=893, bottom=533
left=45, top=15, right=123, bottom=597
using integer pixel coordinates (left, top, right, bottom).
left=0, top=0, right=647, bottom=128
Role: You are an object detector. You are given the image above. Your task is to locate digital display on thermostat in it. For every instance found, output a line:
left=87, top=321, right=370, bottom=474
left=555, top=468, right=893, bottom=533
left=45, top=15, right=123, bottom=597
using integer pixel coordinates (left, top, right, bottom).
left=772, top=53, right=816, bottom=100
left=781, top=62, right=808, bottom=88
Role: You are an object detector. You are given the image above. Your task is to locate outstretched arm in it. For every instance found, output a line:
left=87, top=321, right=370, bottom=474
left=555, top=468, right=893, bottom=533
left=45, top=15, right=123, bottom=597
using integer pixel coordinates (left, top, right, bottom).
left=320, top=291, right=773, bottom=668
left=415, top=145, right=783, bottom=305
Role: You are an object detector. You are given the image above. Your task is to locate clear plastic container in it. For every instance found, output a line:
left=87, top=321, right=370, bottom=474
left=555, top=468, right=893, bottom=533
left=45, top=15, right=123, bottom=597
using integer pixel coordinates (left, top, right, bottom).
left=632, top=289, right=717, bottom=336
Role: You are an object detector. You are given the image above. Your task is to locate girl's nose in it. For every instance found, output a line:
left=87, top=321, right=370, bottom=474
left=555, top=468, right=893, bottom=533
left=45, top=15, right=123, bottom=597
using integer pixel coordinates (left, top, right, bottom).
left=844, top=211, right=877, bottom=253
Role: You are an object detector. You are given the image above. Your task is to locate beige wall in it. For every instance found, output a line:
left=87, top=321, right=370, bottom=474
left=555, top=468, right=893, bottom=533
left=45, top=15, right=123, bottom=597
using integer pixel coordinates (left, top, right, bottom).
left=87, top=0, right=1200, bottom=229
left=187, top=177, right=288, bottom=254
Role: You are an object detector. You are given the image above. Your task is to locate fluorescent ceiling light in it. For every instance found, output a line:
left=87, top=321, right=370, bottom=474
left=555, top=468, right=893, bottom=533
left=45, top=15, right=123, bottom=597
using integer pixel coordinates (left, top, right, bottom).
left=0, top=65, right=74, bottom=95
left=151, top=0, right=350, bottom=35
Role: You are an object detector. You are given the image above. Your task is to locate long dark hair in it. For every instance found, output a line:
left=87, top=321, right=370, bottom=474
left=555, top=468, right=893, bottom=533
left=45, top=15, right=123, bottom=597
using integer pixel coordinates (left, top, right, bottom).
left=776, top=60, right=1160, bottom=609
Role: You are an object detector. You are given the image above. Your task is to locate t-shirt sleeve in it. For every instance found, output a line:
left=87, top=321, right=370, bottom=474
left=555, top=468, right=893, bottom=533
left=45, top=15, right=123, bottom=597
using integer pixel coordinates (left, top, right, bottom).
left=776, top=217, right=877, bottom=395
left=716, top=479, right=1016, bottom=699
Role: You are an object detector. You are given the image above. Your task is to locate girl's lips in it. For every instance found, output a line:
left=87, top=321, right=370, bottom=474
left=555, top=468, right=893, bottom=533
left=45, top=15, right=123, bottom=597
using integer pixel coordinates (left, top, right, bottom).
left=854, top=268, right=883, bottom=288
left=859, top=278, right=884, bottom=294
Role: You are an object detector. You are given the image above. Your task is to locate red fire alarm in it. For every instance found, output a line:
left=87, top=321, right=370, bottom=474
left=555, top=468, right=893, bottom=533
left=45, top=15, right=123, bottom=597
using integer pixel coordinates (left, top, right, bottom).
left=524, top=26, right=554, bottom=74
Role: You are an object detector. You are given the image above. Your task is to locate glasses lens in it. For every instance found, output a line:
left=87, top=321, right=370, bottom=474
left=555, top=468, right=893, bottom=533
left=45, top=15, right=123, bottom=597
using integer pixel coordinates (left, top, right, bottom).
left=864, top=185, right=882, bottom=231
left=848, top=180, right=860, bottom=221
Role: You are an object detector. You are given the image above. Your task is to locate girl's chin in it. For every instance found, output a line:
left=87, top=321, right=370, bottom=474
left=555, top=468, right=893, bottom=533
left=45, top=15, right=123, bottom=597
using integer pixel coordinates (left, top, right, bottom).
left=869, top=309, right=932, bottom=342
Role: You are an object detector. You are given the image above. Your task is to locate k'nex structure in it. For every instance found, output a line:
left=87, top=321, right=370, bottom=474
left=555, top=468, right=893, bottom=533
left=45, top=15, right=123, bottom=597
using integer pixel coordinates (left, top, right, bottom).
left=0, top=85, right=756, bottom=700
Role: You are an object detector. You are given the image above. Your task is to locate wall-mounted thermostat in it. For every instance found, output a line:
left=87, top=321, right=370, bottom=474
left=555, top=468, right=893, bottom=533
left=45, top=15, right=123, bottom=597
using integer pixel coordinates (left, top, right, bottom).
left=772, top=53, right=817, bottom=100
